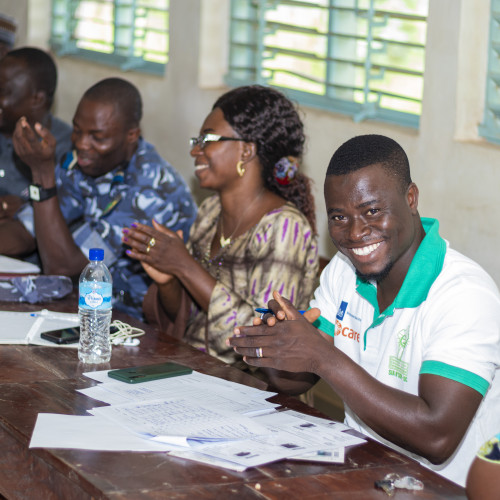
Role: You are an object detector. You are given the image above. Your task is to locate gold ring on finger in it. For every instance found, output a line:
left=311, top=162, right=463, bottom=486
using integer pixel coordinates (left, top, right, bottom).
left=256, top=347, right=263, bottom=358
left=149, top=237, right=156, bottom=247
left=146, top=245, right=151, bottom=253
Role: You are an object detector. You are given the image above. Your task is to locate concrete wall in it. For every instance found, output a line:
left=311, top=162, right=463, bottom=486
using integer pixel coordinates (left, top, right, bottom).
left=5, top=0, right=500, bottom=284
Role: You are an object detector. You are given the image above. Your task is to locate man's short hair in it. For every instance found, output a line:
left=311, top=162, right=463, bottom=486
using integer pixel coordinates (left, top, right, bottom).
left=3, top=47, right=57, bottom=108
left=327, top=134, right=412, bottom=192
left=83, top=78, right=142, bottom=128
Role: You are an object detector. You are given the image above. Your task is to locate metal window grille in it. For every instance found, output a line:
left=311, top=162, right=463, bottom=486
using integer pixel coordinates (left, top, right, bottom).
left=50, top=0, right=169, bottom=75
left=480, top=0, right=500, bottom=145
left=226, top=0, right=428, bottom=128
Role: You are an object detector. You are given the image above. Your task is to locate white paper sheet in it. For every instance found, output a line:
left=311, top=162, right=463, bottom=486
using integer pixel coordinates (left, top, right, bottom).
left=168, top=449, right=249, bottom=471
left=29, top=413, right=175, bottom=451
left=90, top=396, right=270, bottom=446
left=283, top=410, right=350, bottom=432
left=191, top=426, right=324, bottom=467
left=183, top=410, right=365, bottom=469
left=78, top=371, right=279, bottom=414
left=281, top=410, right=364, bottom=463
left=288, top=448, right=345, bottom=463
left=29, top=370, right=368, bottom=466
left=83, top=369, right=276, bottom=399
left=0, top=309, right=79, bottom=346
left=0, top=254, right=40, bottom=274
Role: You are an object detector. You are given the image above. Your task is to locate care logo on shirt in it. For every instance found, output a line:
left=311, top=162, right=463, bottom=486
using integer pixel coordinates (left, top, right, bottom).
left=388, top=327, right=410, bottom=382
left=336, top=300, right=348, bottom=320
left=334, top=319, right=361, bottom=343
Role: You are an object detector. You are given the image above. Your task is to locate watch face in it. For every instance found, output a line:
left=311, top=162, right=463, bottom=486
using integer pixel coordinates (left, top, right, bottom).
left=29, top=184, right=41, bottom=201
left=28, top=184, right=57, bottom=202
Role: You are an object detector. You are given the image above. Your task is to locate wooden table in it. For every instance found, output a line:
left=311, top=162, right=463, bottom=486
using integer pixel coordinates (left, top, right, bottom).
left=0, top=296, right=466, bottom=499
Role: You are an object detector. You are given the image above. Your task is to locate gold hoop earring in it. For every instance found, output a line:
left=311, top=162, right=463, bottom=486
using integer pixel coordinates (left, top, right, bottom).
left=236, top=161, right=246, bottom=177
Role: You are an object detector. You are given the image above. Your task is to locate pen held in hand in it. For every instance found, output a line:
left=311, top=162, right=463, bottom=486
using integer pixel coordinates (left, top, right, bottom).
left=255, top=307, right=305, bottom=319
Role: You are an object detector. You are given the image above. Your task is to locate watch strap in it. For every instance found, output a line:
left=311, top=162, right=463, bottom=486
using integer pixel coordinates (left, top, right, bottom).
left=29, top=184, right=57, bottom=202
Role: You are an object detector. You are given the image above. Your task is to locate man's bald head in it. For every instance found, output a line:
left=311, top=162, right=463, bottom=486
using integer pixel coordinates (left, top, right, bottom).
left=82, top=78, right=142, bottom=128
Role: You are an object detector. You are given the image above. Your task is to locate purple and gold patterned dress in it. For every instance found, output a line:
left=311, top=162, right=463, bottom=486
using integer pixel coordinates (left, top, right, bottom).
left=145, top=194, right=319, bottom=365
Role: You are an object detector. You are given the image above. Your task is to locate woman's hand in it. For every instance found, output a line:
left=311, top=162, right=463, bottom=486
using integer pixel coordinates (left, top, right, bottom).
left=141, top=259, right=175, bottom=285
left=122, top=219, right=191, bottom=282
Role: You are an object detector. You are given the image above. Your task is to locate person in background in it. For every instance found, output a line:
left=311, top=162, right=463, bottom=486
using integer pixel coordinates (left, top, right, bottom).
left=3, top=77, right=197, bottom=319
left=123, top=85, right=318, bottom=372
left=0, top=47, right=71, bottom=226
left=0, top=14, right=16, bottom=58
left=466, top=432, right=500, bottom=499
left=228, top=134, right=500, bottom=486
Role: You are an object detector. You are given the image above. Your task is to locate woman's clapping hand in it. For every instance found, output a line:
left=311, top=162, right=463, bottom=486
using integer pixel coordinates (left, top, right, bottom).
left=122, top=219, right=189, bottom=284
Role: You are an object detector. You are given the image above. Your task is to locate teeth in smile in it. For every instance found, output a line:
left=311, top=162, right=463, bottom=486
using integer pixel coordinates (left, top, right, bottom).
left=352, top=242, right=381, bottom=256
left=195, top=164, right=208, bottom=171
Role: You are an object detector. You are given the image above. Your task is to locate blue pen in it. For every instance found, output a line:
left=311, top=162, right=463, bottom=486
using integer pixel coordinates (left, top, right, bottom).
left=30, top=310, right=78, bottom=320
left=255, top=307, right=305, bottom=316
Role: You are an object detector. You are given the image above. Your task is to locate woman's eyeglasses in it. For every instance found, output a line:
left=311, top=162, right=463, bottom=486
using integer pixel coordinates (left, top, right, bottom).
left=189, top=133, right=246, bottom=149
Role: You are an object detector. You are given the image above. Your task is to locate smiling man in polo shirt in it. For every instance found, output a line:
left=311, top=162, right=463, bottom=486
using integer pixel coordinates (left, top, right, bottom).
left=228, top=134, right=500, bottom=486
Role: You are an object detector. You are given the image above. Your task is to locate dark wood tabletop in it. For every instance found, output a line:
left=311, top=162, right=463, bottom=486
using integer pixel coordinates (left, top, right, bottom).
left=0, top=295, right=466, bottom=499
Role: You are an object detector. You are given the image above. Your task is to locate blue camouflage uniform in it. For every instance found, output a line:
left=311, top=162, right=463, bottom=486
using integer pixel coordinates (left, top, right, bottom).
left=18, top=137, right=197, bottom=318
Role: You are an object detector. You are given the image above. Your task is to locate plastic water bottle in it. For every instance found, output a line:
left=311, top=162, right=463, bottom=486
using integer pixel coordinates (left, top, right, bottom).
left=78, top=248, right=113, bottom=363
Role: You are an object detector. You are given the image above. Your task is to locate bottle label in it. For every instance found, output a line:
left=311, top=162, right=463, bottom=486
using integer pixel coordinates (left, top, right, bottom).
left=79, top=282, right=112, bottom=310
left=85, top=290, right=103, bottom=308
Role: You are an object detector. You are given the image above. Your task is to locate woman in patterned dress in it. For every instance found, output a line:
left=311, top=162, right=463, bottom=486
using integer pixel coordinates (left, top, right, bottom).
left=123, top=85, right=318, bottom=376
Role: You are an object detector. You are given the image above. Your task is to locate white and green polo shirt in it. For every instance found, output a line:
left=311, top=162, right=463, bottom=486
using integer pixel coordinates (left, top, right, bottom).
left=310, top=218, right=500, bottom=486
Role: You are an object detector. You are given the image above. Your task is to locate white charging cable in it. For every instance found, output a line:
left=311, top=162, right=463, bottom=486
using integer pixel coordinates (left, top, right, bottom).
left=109, top=320, right=145, bottom=346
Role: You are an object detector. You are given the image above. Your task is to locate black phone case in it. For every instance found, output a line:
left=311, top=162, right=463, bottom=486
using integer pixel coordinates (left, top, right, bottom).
left=40, top=328, right=80, bottom=344
left=107, top=362, right=193, bottom=384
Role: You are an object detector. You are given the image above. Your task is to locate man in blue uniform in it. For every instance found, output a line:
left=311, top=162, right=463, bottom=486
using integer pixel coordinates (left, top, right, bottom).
left=0, top=47, right=71, bottom=223
left=4, top=77, right=197, bottom=318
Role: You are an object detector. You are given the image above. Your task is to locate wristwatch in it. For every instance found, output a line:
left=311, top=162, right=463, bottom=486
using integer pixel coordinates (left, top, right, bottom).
left=29, top=184, right=57, bottom=202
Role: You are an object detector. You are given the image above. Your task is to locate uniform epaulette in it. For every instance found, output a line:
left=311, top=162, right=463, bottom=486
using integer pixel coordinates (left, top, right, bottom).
left=61, top=150, right=78, bottom=170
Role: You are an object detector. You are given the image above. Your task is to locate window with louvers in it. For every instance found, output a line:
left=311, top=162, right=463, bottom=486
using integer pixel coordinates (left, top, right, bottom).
left=480, top=0, right=500, bottom=145
left=50, top=0, right=169, bottom=75
left=226, top=0, right=428, bottom=128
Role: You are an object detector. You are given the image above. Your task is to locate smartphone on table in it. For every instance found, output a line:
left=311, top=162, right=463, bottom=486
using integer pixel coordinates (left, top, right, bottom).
left=108, top=362, right=193, bottom=384
left=40, top=327, right=80, bottom=344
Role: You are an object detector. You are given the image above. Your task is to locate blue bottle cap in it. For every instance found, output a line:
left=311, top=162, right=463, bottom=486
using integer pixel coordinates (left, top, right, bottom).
left=89, top=248, right=104, bottom=261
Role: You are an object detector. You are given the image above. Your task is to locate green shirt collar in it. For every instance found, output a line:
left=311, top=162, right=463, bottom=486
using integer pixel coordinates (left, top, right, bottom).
left=356, top=217, right=446, bottom=314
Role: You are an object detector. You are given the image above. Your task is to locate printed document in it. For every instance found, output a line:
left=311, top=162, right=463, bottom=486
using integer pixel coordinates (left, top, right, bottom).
left=30, top=370, right=367, bottom=469
left=78, top=370, right=278, bottom=414
left=90, top=396, right=269, bottom=447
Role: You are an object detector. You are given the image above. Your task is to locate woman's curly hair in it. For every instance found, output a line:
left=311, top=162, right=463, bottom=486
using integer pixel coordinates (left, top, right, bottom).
left=213, top=85, right=316, bottom=233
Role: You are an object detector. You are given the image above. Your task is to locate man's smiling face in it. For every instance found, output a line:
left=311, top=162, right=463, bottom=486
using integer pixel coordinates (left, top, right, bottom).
left=71, top=97, right=138, bottom=178
left=324, top=162, right=420, bottom=284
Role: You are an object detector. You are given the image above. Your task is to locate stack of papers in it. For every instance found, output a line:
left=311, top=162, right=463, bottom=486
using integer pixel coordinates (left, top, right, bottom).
left=30, top=370, right=366, bottom=471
